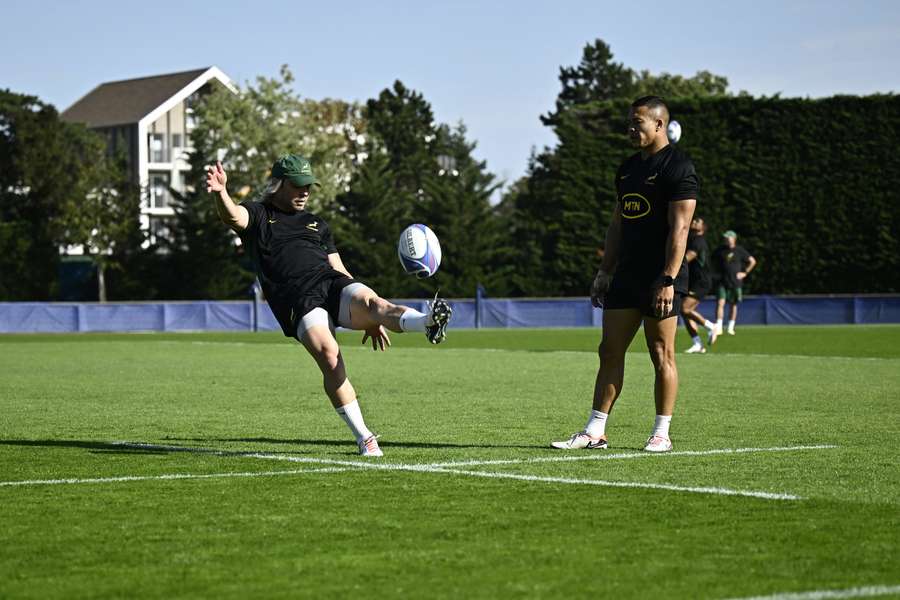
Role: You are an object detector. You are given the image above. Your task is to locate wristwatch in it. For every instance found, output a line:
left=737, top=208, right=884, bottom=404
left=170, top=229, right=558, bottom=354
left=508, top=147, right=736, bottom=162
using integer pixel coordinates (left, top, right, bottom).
left=659, top=275, right=674, bottom=287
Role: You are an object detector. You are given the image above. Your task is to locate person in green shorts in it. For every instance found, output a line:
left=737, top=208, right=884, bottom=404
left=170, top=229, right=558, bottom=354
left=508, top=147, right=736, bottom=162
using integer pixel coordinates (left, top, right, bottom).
left=712, top=230, right=756, bottom=335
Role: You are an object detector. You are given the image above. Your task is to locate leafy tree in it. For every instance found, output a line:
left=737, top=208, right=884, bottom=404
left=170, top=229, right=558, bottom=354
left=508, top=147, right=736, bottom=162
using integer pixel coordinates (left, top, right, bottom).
left=420, top=124, right=502, bottom=296
left=545, top=39, right=638, bottom=125
left=60, top=153, right=144, bottom=301
left=192, top=64, right=367, bottom=213
left=544, top=39, right=731, bottom=127
left=0, top=89, right=139, bottom=301
left=165, top=65, right=369, bottom=299
left=508, top=39, right=733, bottom=296
left=634, top=70, right=730, bottom=99
left=364, top=81, right=439, bottom=193
left=333, top=82, right=502, bottom=298
left=330, top=149, right=413, bottom=295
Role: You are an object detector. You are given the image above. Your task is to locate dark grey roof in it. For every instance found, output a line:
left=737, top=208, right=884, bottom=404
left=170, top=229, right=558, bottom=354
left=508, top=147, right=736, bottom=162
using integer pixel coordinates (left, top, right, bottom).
left=61, top=68, right=211, bottom=128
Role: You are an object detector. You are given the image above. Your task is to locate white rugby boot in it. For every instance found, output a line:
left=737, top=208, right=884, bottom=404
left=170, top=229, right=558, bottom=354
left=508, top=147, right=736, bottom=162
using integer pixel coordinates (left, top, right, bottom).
left=358, top=434, right=383, bottom=457
left=551, top=431, right=609, bottom=450
left=643, top=435, right=673, bottom=453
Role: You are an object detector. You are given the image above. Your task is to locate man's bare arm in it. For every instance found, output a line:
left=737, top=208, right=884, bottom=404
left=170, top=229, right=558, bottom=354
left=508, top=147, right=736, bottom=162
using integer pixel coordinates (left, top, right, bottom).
left=745, top=255, right=757, bottom=274
left=600, top=204, right=623, bottom=274
left=590, top=204, right=622, bottom=307
left=662, top=199, right=696, bottom=278
left=328, top=253, right=353, bottom=279
left=206, top=161, right=249, bottom=232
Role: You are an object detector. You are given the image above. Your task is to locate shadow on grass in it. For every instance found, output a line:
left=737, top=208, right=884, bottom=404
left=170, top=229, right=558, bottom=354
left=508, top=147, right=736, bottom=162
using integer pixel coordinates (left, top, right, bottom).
left=0, top=439, right=171, bottom=455
left=0, top=437, right=555, bottom=456
left=164, top=436, right=548, bottom=451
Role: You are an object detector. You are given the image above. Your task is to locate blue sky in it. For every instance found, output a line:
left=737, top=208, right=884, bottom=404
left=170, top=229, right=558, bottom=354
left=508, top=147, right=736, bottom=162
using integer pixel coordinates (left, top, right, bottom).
left=2, top=0, right=897, bottom=187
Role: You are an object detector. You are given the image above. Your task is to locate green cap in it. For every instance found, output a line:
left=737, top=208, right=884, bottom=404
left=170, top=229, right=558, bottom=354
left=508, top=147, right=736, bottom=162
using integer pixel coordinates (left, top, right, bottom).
left=723, top=230, right=737, bottom=238
left=271, top=154, right=320, bottom=188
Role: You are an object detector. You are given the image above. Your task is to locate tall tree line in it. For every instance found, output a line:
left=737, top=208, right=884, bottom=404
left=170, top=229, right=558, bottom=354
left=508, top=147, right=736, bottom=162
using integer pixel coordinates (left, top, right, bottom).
left=2, top=40, right=897, bottom=300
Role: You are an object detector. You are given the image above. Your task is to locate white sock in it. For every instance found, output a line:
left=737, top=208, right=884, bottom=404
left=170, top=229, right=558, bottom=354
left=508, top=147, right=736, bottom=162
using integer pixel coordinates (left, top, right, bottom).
left=399, top=308, right=427, bottom=332
left=704, top=320, right=715, bottom=330
left=336, top=400, right=373, bottom=443
left=651, top=414, right=672, bottom=438
left=691, top=335, right=702, bottom=346
left=584, top=410, right=608, bottom=438
left=728, top=320, right=736, bottom=330
left=716, top=318, right=723, bottom=329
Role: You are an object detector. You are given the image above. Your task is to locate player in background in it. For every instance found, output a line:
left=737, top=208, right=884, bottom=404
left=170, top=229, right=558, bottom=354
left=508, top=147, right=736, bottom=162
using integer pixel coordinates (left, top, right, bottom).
left=206, top=154, right=452, bottom=457
left=681, top=217, right=717, bottom=353
left=552, top=96, right=697, bottom=453
left=713, top=230, right=757, bottom=335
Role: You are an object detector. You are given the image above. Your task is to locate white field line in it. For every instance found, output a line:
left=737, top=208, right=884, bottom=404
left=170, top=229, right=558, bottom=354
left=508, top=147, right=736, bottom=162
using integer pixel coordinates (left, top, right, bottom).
left=113, top=442, right=835, bottom=501
left=113, top=442, right=837, bottom=471
left=723, top=584, right=900, bottom=600
left=433, top=468, right=802, bottom=501
left=4, top=442, right=833, bottom=498
left=0, top=467, right=350, bottom=488
left=422, top=444, right=838, bottom=468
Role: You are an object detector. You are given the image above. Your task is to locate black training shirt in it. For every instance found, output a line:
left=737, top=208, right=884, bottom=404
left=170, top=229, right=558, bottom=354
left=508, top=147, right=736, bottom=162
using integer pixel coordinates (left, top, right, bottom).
left=687, top=232, right=711, bottom=288
left=713, top=244, right=752, bottom=289
left=239, top=200, right=340, bottom=304
left=614, top=144, right=699, bottom=291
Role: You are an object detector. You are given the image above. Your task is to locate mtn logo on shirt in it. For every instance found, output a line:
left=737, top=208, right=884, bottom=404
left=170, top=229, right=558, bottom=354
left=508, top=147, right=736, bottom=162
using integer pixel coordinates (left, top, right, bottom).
left=621, top=193, right=651, bottom=219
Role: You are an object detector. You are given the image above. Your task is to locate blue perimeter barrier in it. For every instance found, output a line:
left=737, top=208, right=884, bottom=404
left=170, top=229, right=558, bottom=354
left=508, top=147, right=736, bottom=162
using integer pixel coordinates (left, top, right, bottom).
left=1, top=296, right=899, bottom=334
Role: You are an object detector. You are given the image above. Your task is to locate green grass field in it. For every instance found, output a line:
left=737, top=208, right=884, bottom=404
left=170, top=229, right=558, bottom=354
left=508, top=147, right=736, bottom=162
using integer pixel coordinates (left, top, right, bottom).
left=2, top=325, right=899, bottom=599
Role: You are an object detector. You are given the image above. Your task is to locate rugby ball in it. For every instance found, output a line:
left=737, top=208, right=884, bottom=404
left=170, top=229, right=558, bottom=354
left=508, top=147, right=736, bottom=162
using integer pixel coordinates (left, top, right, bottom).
left=667, top=120, right=682, bottom=144
left=398, top=224, right=442, bottom=278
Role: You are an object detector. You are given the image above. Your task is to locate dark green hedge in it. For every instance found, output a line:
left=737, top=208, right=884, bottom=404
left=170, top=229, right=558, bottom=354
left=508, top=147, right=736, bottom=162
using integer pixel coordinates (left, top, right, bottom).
left=559, top=94, right=900, bottom=294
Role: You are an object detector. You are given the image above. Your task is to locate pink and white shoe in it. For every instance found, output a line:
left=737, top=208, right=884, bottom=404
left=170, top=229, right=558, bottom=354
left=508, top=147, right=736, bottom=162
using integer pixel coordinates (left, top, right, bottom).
left=551, top=432, right=609, bottom=450
left=358, top=434, right=383, bottom=457
left=643, top=435, right=673, bottom=453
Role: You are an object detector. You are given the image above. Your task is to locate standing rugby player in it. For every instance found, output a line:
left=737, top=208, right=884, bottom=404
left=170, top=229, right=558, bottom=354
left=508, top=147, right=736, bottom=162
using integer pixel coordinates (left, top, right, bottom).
left=552, top=96, right=697, bottom=453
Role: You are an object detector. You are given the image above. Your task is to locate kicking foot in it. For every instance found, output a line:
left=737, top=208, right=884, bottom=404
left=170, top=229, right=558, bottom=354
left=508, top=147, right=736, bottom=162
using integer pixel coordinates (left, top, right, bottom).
left=685, top=343, right=706, bottom=354
left=425, top=293, right=452, bottom=344
left=643, top=435, right=673, bottom=453
left=551, top=431, right=609, bottom=450
left=707, top=326, right=719, bottom=345
left=358, top=434, right=383, bottom=457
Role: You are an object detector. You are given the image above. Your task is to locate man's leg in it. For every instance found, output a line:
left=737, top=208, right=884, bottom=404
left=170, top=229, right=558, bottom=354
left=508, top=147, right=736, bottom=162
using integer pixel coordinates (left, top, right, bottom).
left=715, top=288, right=726, bottom=334
left=682, top=296, right=700, bottom=336
left=595, top=309, right=644, bottom=413
left=642, top=313, right=679, bottom=452
left=298, top=315, right=381, bottom=457
left=728, top=301, right=738, bottom=335
left=343, top=284, right=451, bottom=344
left=552, top=308, right=642, bottom=449
left=681, top=296, right=705, bottom=353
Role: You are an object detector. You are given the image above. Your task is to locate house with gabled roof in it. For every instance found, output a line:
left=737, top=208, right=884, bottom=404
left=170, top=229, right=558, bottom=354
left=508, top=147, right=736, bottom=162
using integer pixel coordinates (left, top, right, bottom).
left=62, top=66, right=236, bottom=244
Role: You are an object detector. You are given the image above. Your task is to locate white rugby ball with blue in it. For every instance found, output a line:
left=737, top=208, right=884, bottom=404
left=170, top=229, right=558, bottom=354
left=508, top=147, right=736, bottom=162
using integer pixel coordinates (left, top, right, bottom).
left=398, top=224, right=442, bottom=278
left=667, top=120, right=682, bottom=144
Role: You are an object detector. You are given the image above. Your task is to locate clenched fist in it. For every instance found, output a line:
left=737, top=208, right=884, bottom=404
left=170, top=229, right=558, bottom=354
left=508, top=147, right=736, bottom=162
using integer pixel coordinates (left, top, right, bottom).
left=590, top=269, right=612, bottom=308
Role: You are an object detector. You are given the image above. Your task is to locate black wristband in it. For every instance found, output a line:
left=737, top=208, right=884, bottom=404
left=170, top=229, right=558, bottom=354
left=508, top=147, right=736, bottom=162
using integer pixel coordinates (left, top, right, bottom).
left=658, top=275, right=674, bottom=287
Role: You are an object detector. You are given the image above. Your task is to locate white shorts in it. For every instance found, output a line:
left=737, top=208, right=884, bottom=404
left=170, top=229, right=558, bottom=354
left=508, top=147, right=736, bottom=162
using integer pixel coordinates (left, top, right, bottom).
left=295, top=282, right=372, bottom=341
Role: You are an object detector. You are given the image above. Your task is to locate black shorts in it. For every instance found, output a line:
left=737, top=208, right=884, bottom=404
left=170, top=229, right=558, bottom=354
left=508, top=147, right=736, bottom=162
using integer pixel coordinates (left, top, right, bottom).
left=686, top=281, right=710, bottom=299
left=603, top=276, right=684, bottom=320
left=269, top=273, right=357, bottom=338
